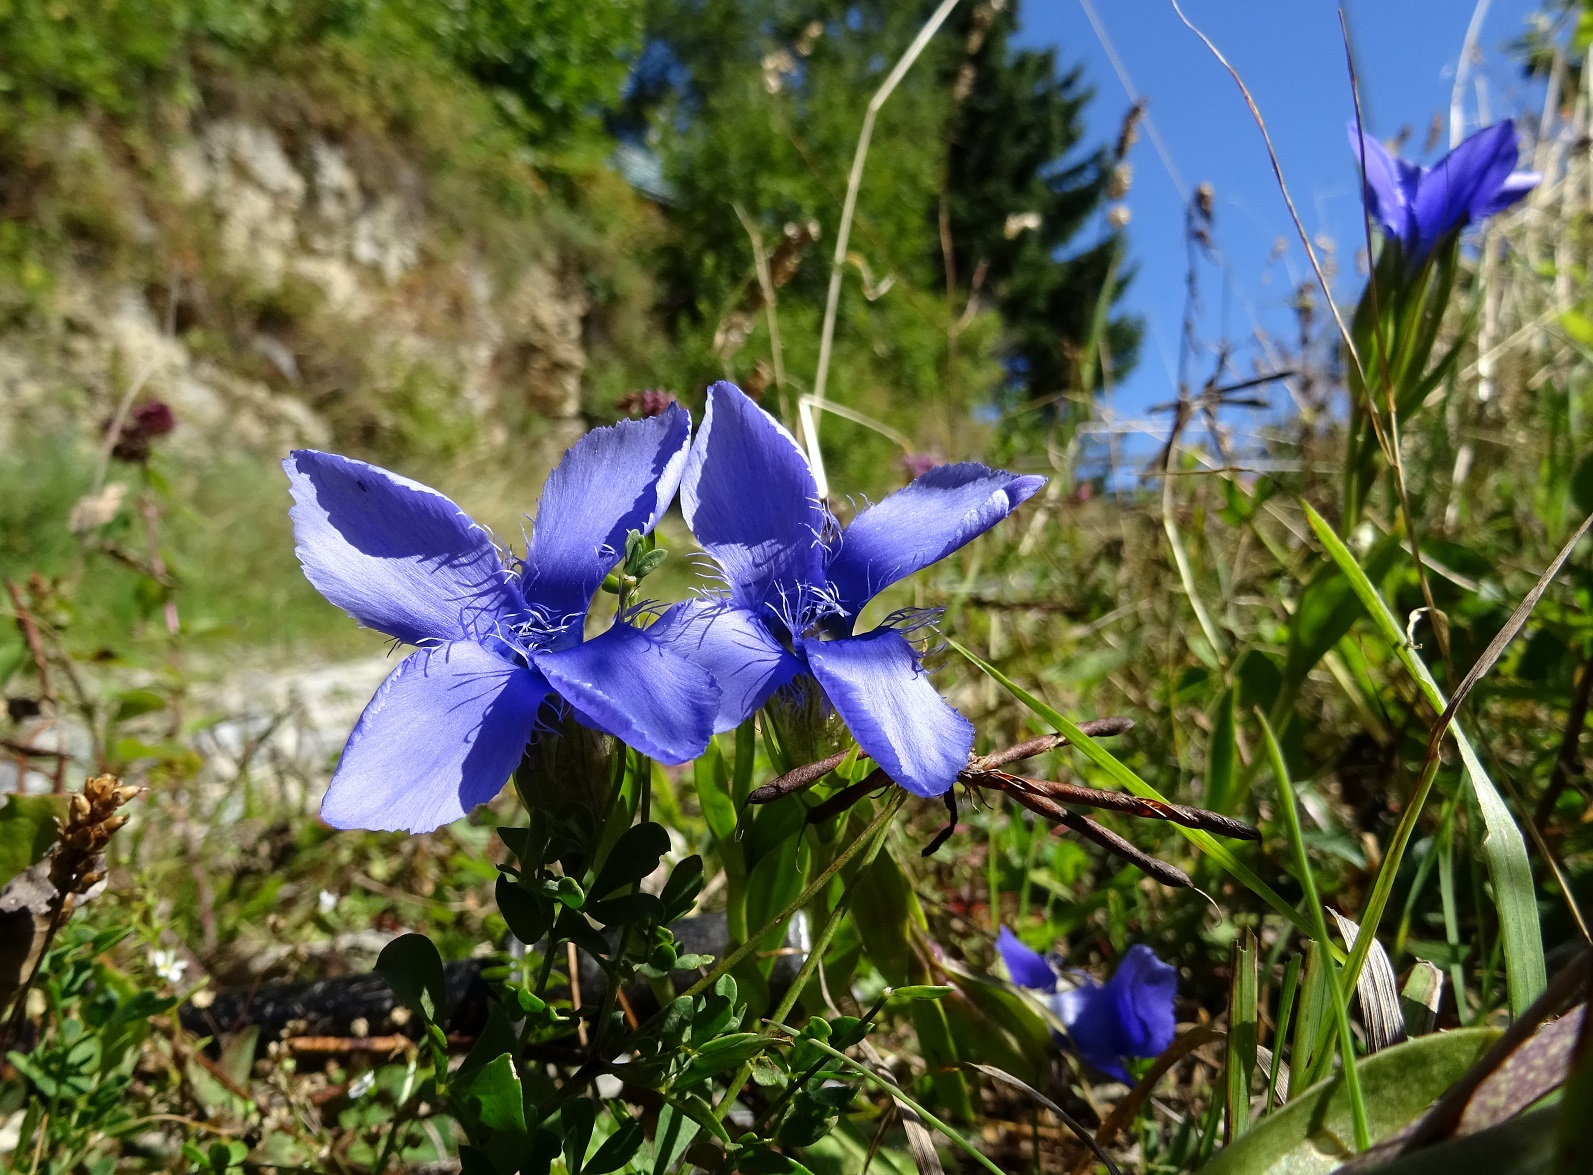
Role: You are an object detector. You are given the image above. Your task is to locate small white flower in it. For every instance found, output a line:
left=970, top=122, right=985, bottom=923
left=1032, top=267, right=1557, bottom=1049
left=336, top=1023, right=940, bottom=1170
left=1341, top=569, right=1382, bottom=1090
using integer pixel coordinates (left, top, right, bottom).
left=149, top=949, right=188, bottom=985
left=318, top=889, right=339, bottom=915
left=348, top=1071, right=376, bottom=1099
left=1003, top=211, right=1043, bottom=239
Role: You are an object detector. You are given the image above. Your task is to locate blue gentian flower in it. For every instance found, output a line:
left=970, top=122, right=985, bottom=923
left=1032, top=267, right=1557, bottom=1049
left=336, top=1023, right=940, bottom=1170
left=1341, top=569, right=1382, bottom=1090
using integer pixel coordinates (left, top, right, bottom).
left=652, top=382, right=1043, bottom=798
left=998, top=926, right=1176, bottom=1083
left=283, top=406, right=718, bottom=834
left=1349, top=119, right=1540, bottom=264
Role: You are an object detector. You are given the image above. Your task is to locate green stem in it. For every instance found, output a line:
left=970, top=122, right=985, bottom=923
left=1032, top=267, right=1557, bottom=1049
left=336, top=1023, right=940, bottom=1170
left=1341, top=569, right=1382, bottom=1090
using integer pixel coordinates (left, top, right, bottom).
left=1016, top=812, right=1043, bottom=926
left=1302, top=503, right=1543, bottom=1016
left=1258, top=712, right=1370, bottom=1151
left=796, top=1037, right=1007, bottom=1175
left=1265, top=954, right=1301, bottom=1115
left=669, top=793, right=905, bottom=1011
left=533, top=796, right=908, bottom=1129
left=986, top=802, right=1002, bottom=935
left=712, top=798, right=897, bottom=1119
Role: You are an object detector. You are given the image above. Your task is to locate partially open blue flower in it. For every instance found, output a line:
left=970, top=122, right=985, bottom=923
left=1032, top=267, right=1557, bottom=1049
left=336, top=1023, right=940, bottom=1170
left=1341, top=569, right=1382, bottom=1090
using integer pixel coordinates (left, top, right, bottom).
left=999, top=926, right=1176, bottom=1083
left=653, top=382, right=1043, bottom=797
left=1349, top=119, right=1540, bottom=264
left=284, top=405, right=718, bottom=833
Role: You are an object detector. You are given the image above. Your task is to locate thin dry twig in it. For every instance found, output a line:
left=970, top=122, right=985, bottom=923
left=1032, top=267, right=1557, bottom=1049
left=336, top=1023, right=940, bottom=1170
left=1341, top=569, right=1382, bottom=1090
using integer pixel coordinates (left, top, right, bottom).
left=1069, top=1024, right=1226, bottom=1175
left=967, top=1063, right=1122, bottom=1175
left=1341, top=9, right=1452, bottom=666
left=731, top=202, right=791, bottom=423
left=1167, top=0, right=1364, bottom=383
left=808, top=0, right=963, bottom=496
left=966, top=717, right=1136, bottom=772
left=5, top=578, right=54, bottom=704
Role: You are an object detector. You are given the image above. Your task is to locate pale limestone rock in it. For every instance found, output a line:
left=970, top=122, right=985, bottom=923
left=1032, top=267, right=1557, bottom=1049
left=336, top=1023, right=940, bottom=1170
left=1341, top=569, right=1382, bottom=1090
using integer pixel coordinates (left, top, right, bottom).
left=0, top=114, right=589, bottom=468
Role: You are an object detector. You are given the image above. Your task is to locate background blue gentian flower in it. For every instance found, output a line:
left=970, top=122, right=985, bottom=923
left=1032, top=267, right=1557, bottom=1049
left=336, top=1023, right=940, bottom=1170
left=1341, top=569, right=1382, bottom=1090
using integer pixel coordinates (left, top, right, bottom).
left=283, top=405, right=718, bottom=834
left=998, top=925, right=1176, bottom=1083
left=653, top=381, right=1044, bottom=797
left=1349, top=119, right=1540, bottom=264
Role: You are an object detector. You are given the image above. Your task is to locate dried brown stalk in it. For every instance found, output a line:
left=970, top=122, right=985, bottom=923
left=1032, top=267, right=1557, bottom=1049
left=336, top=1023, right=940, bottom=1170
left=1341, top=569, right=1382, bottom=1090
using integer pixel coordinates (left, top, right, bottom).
left=1, top=773, right=145, bottom=1046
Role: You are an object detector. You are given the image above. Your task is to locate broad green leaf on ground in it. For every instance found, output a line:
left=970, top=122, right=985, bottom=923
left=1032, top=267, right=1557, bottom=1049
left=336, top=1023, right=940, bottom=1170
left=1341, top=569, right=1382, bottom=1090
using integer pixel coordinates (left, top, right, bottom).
left=1197, top=1027, right=1499, bottom=1175
left=1350, top=1103, right=1556, bottom=1175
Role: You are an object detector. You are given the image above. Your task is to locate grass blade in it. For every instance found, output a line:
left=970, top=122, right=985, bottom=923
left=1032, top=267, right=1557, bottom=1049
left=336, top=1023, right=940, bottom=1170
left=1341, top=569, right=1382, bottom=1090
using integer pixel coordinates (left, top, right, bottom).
left=1401, top=961, right=1443, bottom=1037
left=797, top=1037, right=1007, bottom=1175
left=1328, top=909, right=1405, bottom=1053
left=1438, top=817, right=1471, bottom=1025
left=1206, top=687, right=1238, bottom=814
left=1302, top=502, right=1546, bottom=1016
left=1267, top=954, right=1302, bottom=1112
left=1225, top=928, right=1259, bottom=1142
left=1257, top=709, right=1370, bottom=1151
left=1289, top=943, right=1326, bottom=1100
left=968, top=1063, right=1122, bottom=1175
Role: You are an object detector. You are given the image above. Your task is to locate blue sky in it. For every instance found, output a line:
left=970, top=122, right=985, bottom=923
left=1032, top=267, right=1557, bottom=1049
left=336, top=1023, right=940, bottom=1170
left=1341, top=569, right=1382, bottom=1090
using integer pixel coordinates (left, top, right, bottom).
left=1016, top=0, right=1550, bottom=463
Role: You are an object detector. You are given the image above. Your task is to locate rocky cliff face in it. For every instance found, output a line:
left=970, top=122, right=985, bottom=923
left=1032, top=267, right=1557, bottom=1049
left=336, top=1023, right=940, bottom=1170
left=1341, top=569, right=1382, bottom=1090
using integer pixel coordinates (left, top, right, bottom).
left=0, top=115, right=591, bottom=459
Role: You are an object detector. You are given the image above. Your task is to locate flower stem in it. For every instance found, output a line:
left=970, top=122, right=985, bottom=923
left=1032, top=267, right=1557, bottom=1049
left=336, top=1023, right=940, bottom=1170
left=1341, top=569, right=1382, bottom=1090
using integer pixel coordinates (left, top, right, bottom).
left=711, top=793, right=898, bottom=1119
left=795, top=1037, right=1007, bottom=1175
left=672, top=791, right=905, bottom=1008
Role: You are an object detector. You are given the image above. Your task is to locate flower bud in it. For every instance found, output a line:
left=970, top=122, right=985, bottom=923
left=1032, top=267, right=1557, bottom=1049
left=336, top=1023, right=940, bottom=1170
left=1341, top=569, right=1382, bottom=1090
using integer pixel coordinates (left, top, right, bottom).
left=763, top=674, right=847, bottom=768
left=84, top=775, right=110, bottom=802
left=514, top=709, right=619, bottom=854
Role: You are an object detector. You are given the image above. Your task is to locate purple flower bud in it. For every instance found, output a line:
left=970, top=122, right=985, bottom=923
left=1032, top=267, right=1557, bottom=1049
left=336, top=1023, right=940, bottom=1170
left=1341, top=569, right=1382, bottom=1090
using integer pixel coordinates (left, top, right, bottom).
left=105, top=400, right=177, bottom=463
left=616, top=389, right=680, bottom=419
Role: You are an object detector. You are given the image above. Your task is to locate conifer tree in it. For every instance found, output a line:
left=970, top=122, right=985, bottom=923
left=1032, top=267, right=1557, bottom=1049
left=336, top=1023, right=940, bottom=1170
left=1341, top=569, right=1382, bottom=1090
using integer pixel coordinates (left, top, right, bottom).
left=619, top=0, right=1136, bottom=477
left=939, top=0, right=1140, bottom=409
